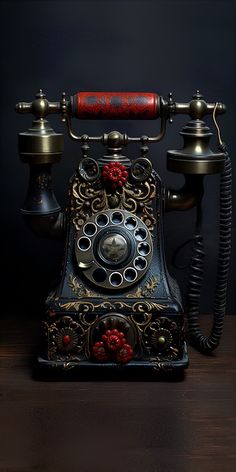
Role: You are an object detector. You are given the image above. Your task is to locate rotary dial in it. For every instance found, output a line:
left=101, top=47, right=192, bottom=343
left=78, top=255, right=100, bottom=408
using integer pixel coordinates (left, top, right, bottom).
left=75, top=209, right=153, bottom=290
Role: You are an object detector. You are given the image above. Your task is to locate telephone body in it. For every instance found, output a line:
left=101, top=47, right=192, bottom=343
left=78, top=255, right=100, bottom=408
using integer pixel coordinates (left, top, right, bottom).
left=16, top=90, right=232, bottom=377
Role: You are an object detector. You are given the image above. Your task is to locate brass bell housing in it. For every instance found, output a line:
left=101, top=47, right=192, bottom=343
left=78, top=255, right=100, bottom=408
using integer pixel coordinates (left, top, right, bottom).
left=18, top=119, right=63, bottom=165
left=17, top=90, right=63, bottom=165
left=17, top=90, right=63, bottom=216
left=167, top=119, right=225, bottom=175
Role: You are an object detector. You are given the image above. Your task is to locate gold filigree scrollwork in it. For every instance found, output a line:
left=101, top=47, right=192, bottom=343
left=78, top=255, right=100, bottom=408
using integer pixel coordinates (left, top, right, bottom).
left=141, top=205, right=156, bottom=233
left=130, top=312, right=153, bottom=355
left=60, top=298, right=168, bottom=313
left=126, top=276, right=159, bottom=298
left=121, top=179, right=154, bottom=207
left=68, top=274, right=99, bottom=298
left=132, top=301, right=168, bottom=312
left=149, top=359, right=175, bottom=373
left=70, top=179, right=107, bottom=230
left=120, top=179, right=156, bottom=230
left=69, top=174, right=157, bottom=233
left=60, top=300, right=132, bottom=312
left=130, top=312, right=153, bottom=332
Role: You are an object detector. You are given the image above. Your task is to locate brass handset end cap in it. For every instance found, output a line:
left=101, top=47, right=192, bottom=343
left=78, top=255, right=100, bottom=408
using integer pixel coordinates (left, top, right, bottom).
left=18, top=119, right=64, bottom=165
left=167, top=150, right=225, bottom=175
left=167, top=119, right=226, bottom=174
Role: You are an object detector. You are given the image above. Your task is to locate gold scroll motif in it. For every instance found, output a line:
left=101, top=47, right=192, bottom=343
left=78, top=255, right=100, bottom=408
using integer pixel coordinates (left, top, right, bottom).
left=67, top=273, right=161, bottom=303
left=68, top=274, right=99, bottom=298
left=60, top=298, right=168, bottom=314
left=69, top=176, right=157, bottom=232
left=126, top=275, right=159, bottom=298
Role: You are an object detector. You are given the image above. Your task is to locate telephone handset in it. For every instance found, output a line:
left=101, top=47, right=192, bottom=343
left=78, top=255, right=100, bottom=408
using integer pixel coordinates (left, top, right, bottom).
left=16, top=89, right=232, bottom=376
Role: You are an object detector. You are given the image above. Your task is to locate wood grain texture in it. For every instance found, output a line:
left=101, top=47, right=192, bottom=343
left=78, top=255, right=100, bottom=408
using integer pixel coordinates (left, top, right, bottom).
left=0, top=316, right=235, bottom=472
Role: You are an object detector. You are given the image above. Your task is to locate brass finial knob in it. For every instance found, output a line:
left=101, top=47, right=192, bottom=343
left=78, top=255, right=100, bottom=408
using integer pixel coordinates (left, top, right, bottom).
left=35, top=89, right=45, bottom=99
left=107, top=131, right=124, bottom=149
left=189, top=91, right=207, bottom=119
left=31, top=89, right=49, bottom=119
left=192, top=90, right=203, bottom=100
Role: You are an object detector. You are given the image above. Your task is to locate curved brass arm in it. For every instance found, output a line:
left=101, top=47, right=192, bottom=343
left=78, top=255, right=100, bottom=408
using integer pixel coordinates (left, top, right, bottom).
left=165, top=175, right=204, bottom=212
left=64, top=110, right=168, bottom=144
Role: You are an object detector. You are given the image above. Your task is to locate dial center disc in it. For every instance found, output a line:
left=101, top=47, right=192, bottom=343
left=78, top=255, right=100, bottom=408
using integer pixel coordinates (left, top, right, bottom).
left=99, top=233, right=128, bottom=263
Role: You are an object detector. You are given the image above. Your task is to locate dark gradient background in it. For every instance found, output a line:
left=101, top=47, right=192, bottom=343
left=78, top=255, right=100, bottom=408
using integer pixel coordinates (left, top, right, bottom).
left=1, top=0, right=235, bottom=317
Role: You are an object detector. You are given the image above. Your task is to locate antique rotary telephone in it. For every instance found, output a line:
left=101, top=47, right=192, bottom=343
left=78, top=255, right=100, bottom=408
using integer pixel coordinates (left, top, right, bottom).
left=16, top=90, right=232, bottom=376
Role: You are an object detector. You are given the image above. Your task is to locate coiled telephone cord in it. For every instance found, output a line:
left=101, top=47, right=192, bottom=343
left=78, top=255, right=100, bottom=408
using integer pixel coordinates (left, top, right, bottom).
left=186, top=144, right=232, bottom=354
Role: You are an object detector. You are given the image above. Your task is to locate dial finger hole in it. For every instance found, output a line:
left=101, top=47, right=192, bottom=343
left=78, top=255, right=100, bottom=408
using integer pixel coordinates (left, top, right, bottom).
left=134, top=256, right=147, bottom=270
left=134, top=227, right=147, bottom=241
left=124, top=216, right=138, bottom=230
left=93, top=268, right=107, bottom=283
left=77, top=237, right=91, bottom=251
left=111, top=211, right=123, bottom=225
left=83, top=222, right=97, bottom=237
left=138, top=241, right=151, bottom=256
left=124, top=267, right=137, bottom=282
left=96, top=213, right=109, bottom=227
left=109, top=272, right=123, bottom=287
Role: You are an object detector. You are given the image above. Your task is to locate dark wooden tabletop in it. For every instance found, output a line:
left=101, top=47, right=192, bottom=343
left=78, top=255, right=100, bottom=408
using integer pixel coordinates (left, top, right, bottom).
left=0, top=315, right=235, bottom=472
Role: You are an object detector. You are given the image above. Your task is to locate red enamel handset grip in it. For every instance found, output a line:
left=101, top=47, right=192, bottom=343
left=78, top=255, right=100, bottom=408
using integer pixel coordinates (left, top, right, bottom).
left=70, top=92, right=160, bottom=119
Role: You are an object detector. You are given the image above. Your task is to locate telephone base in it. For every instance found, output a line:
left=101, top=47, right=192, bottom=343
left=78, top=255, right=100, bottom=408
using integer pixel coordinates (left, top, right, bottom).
left=36, top=343, right=188, bottom=380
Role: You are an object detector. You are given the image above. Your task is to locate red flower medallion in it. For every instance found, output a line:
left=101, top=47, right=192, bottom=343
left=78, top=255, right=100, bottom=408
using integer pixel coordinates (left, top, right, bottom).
left=102, top=329, right=126, bottom=352
left=92, top=329, right=133, bottom=364
left=102, top=162, right=128, bottom=189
